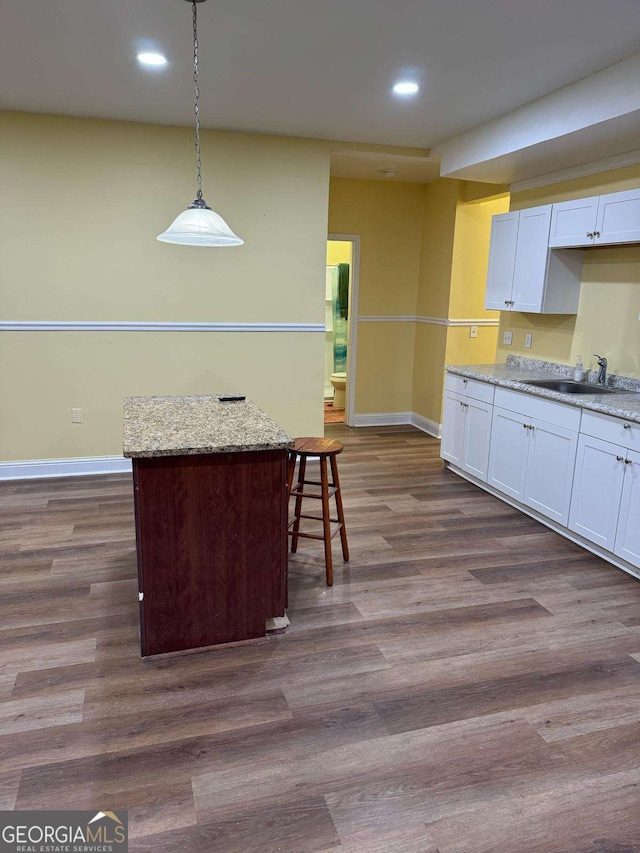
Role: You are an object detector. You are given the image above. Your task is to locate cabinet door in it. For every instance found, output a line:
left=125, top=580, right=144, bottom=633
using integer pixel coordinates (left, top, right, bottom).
left=595, top=189, right=640, bottom=246
left=511, top=205, right=553, bottom=312
left=568, top=434, right=625, bottom=550
left=548, top=197, right=598, bottom=247
left=523, top=419, right=578, bottom=525
left=485, top=211, right=518, bottom=311
left=462, top=398, right=493, bottom=483
left=487, top=406, right=530, bottom=501
left=441, top=391, right=466, bottom=466
left=614, top=449, right=640, bottom=569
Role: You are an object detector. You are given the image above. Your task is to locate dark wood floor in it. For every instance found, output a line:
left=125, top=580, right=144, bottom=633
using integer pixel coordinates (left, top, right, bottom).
left=2, top=424, right=640, bottom=852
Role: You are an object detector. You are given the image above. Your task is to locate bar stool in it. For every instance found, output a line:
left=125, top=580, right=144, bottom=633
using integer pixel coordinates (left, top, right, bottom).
left=287, top=437, right=349, bottom=586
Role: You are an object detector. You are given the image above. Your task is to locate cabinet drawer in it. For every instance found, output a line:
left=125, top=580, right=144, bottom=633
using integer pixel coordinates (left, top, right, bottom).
left=580, top=409, right=640, bottom=447
left=493, top=387, right=580, bottom=431
left=445, top=373, right=495, bottom=404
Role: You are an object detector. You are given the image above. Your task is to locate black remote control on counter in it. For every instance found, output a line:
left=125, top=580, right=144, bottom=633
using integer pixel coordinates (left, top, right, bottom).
left=217, top=394, right=246, bottom=402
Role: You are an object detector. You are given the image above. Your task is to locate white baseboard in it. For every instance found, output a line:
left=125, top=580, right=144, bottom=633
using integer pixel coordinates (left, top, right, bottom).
left=352, top=412, right=413, bottom=427
left=410, top=412, right=442, bottom=438
left=0, top=415, right=443, bottom=480
left=352, top=411, right=442, bottom=438
left=0, top=456, right=132, bottom=481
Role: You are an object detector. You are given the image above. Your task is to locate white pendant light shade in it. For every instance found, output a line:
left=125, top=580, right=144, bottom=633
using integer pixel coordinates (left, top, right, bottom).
left=157, top=0, right=244, bottom=248
left=157, top=201, right=244, bottom=247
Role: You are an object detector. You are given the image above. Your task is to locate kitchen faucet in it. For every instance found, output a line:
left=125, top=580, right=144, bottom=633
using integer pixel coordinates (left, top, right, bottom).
left=593, top=354, right=608, bottom=387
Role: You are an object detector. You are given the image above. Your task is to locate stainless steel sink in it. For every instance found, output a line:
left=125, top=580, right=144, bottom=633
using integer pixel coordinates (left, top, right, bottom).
left=523, top=379, right=623, bottom=395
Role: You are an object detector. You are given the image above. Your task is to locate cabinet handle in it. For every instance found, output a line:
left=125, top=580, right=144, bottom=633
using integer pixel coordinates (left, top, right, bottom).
left=587, top=231, right=593, bottom=238
left=625, top=459, right=632, bottom=465
left=594, top=231, right=601, bottom=238
left=463, top=379, right=467, bottom=385
left=523, top=423, right=528, bottom=429
left=624, top=423, right=631, bottom=429
left=617, top=455, right=624, bottom=462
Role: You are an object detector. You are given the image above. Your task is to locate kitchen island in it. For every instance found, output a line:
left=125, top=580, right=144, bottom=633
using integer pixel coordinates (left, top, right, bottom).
left=124, top=395, right=293, bottom=658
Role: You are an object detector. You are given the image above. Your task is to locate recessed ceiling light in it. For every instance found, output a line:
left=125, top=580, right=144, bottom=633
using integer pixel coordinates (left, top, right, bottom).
left=393, top=81, right=419, bottom=96
left=137, top=52, right=168, bottom=67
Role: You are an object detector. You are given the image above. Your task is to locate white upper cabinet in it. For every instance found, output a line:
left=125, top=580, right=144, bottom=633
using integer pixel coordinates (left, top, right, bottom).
left=548, top=197, right=599, bottom=248
left=511, top=206, right=555, bottom=312
left=484, top=204, right=582, bottom=314
left=596, top=189, right=640, bottom=245
left=485, top=211, right=519, bottom=311
left=549, top=188, right=640, bottom=248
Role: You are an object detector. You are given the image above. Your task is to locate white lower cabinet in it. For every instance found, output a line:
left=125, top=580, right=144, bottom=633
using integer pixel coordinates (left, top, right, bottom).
left=461, top=397, right=493, bottom=481
left=523, top=417, right=578, bottom=526
left=441, top=390, right=466, bottom=467
left=441, top=375, right=494, bottom=483
left=569, top=412, right=640, bottom=569
left=488, top=405, right=578, bottom=525
left=568, top=434, right=625, bottom=550
left=487, top=407, right=529, bottom=501
left=442, top=373, right=640, bottom=576
left=615, top=449, right=640, bottom=567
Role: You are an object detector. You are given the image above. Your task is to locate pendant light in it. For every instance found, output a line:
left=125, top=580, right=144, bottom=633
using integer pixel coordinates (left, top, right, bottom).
left=157, top=0, right=244, bottom=247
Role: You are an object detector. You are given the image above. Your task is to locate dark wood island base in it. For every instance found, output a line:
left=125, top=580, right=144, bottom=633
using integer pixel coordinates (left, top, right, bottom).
left=124, top=395, right=292, bottom=658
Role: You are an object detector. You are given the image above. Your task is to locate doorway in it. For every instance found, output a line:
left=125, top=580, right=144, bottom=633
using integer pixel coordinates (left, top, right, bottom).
left=325, top=234, right=359, bottom=427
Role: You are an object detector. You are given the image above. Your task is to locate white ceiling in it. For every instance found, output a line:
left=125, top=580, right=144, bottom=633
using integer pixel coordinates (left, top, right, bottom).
left=2, top=1, right=640, bottom=183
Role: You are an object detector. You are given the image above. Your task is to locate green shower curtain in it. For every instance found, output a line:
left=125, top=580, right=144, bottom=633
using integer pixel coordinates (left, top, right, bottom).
left=332, top=264, right=349, bottom=373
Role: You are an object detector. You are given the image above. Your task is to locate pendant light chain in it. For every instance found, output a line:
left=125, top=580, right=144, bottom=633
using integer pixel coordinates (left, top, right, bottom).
left=192, top=1, right=203, bottom=200
left=156, top=0, right=243, bottom=245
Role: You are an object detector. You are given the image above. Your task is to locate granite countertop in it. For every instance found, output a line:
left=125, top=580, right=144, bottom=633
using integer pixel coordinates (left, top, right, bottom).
left=123, top=395, right=294, bottom=458
left=446, top=356, right=640, bottom=424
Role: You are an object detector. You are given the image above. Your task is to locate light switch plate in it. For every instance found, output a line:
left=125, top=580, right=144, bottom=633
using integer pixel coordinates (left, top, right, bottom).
left=525, top=333, right=533, bottom=348
left=503, top=331, right=513, bottom=346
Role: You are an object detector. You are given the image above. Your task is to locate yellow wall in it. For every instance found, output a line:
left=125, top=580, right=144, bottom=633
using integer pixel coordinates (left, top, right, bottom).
left=355, top=323, right=416, bottom=414
left=326, top=176, right=509, bottom=422
left=497, top=164, right=640, bottom=377
left=449, top=195, right=510, bottom=320
left=416, top=179, right=460, bottom=319
left=412, top=324, right=448, bottom=423
left=327, top=178, right=425, bottom=414
left=412, top=182, right=509, bottom=424
left=328, top=177, right=425, bottom=316
left=326, top=241, right=352, bottom=265
left=0, top=111, right=331, bottom=461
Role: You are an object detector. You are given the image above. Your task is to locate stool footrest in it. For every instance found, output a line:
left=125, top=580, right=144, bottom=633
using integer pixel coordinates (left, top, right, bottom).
left=288, top=524, right=344, bottom=542
left=289, top=513, right=339, bottom=525
left=290, top=486, right=337, bottom=500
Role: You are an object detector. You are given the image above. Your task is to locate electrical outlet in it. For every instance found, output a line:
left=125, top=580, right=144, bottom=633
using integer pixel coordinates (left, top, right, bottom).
left=503, top=331, right=513, bottom=346
left=469, top=325, right=478, bottom=338
left=525, top=333, right=533, bottom=348
left=71, top=408, right=82, bottom=424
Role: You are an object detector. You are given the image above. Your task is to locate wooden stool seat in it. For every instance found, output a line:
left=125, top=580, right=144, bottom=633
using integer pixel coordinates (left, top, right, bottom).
left=287, top=437, right=349, bottom=586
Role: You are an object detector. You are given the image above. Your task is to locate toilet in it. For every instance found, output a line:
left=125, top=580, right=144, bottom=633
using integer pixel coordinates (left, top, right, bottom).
left=329, top=372, right=347, bottom=410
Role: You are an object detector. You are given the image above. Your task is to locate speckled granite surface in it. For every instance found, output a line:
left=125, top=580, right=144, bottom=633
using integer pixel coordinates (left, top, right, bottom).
left=446, top=356, right=640, bottom=424
left=123, top=395, right=293, bottom=458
